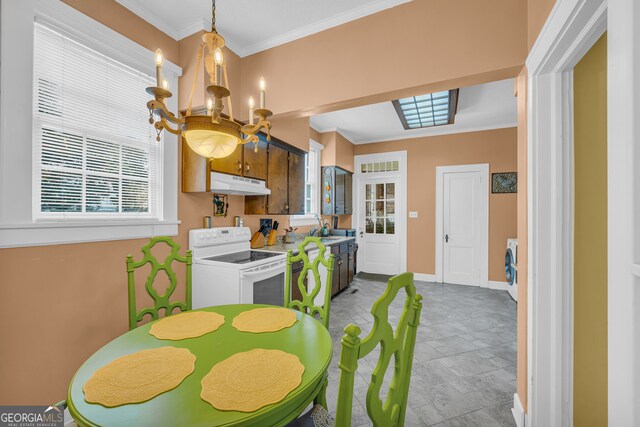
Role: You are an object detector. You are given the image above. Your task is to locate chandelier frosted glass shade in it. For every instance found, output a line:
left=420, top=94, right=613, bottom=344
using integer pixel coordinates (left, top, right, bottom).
left=183, top=130, right=239, bottom=158
left=181, top=115, right=241, bottom=159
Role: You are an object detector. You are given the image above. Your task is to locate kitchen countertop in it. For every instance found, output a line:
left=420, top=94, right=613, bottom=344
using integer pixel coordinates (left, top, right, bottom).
left=255, top=235, right=356, bottom=255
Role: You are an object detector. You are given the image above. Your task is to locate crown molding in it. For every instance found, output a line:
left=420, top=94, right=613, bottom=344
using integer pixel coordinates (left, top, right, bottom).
left=117, top=0, right=411, bottom=55
left=234, top=0, right=411, bottom=57
left=115, top=0, right=181, bottom=40
left=175, top=18, right=210, bottom=40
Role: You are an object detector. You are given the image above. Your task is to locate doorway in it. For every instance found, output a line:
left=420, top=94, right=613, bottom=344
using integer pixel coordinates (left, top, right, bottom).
left=435, top=164, right=489, bottom=287
left=354, top=152, right=407, bottom=275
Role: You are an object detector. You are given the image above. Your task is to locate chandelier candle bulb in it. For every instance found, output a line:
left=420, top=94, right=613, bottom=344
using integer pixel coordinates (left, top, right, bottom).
left=162, top=80, right=168, bottom=90
left=207, top=98, right=213, bottom=116
left=248, top=97, right=255, bottom=125
left=154, top=48, right=163, bottom=87
left=214, top=48, right=223, bottom=87
left=259, top=77, right=266, bottom=109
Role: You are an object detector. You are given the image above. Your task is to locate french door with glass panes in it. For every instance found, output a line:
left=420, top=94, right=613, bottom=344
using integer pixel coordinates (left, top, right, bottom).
left=358, top=177, right=400, bottom=274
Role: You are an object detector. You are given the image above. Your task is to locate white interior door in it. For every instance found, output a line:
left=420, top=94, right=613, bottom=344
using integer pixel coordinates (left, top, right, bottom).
left=437, top=164, right=488, bottom=286
left=358, top=177, right=400, bottom=274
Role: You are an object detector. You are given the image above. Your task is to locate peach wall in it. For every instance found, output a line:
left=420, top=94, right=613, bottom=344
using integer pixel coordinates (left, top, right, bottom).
left=310, top=127, right=322, bottom=143
left=319, top=131, right=355, bottom=173
left=516, top=68, right=529, bottom=410
left=528, top=0, right=558, bottom=50
left=239, top=0, right=527, bottom=117
left=354, top=128, right=517, bottom=282
left=268, top=116, right=310, bottom=152
left=61, top=0, right=179, bottom=63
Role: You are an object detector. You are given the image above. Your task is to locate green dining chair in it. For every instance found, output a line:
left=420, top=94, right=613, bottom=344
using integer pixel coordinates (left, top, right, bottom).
left=290, top=272, right=423, bottom=427
left=284, top=237, right=336, bottom=329
left=126, top=236, right=192, bottom=330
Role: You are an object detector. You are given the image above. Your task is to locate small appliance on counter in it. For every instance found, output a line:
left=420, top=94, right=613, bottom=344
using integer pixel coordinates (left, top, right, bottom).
left=331, top=228, right=356, bottom=237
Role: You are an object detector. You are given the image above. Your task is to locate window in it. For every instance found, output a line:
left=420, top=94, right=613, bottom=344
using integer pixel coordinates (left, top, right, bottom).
left=0, top=0, right=180, bottom=248
left=33, top=23, right=160, bottom=219
left=392, top=89, right=459, bottom=129
left=290, top=140, right=323, bottom=226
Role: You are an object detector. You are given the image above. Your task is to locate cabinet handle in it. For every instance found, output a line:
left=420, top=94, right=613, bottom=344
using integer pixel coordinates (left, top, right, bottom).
left=237, top=160, right=242, bottom=173
left=245, top=162, right=250, bottom=173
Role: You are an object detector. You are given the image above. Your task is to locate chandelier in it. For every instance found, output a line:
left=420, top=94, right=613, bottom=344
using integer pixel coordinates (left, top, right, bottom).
left=146, top=0, right=272, bottom=159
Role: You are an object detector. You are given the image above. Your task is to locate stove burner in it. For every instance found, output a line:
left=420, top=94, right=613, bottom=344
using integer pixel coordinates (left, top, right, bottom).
left=201, top=250, right=282, bottom=265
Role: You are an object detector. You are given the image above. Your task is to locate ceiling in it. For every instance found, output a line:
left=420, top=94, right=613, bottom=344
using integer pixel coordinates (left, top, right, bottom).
left=310, top=79, right=518, bottom=144
left=116, top=0, right=411, bottom=57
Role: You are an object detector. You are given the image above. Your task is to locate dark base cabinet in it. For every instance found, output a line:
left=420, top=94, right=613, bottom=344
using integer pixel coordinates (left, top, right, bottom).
left=330, top=240, right=358, bottom=297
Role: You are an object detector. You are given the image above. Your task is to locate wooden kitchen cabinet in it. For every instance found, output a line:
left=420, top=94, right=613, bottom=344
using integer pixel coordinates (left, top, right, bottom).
left=322, top=166, right=353, bottom=215
left=328, top=240, right=358, bottom=296
left=288, top=151, right=305, bottom=215
left=245, top=138, right=307, bottom=216
left=243, top=137, right=268, bottom=181
left=339, top=252, right=349, bottom=291
left=331, top=245, right=341, bottom=295
left=267, top=144, right=289, bottom=214
left=210, top=145, right=243, bottom=176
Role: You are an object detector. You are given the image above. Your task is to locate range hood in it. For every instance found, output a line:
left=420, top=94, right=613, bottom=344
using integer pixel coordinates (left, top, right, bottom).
left=210, top=172, right=271, bottom=196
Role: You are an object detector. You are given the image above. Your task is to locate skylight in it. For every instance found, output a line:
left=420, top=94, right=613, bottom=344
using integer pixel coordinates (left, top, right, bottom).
left=392, top=89, right=459, bottom=130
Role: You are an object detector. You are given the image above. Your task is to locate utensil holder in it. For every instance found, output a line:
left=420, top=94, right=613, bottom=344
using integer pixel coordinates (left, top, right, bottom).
left=267, top=230, right=278, bottom=246
left=285, top=232, right=295, bottom=244
left=250, top=232, right=265, bottom=249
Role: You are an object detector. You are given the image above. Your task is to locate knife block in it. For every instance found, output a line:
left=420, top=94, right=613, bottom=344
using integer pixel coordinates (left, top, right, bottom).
left=250, top=232, right=265, bottom=249
left=266, top=229, right=278, bottom=246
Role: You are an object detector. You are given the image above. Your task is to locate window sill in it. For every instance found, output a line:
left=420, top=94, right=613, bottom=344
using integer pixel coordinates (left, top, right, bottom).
left=0, top=220, right=180, bottom=248
left=289, top=215, right=320, bottom=227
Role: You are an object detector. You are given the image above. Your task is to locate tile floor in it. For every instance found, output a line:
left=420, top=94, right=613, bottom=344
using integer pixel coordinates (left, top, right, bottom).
left=325, top=274, right=517, bottom=426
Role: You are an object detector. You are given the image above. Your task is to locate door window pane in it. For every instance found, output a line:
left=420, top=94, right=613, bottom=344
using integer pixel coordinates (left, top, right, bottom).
left=386, top=183, right=395, bottom=199
left=386, top=217, right=395, bottom=234
left=366, top=218, right=374, bottom=233
left=366, top=201, right=372, bottom=217
left=376, top=184, right=384, bottom=199
left=365, top=184, right=372, bottom=200
left=375, top=218, right=384, bottom=234
left=376, top=201, right=384, bottom=216
left=386, top=201, right=395, bottom=214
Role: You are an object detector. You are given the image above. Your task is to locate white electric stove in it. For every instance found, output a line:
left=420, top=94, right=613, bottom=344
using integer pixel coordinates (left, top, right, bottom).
left=189, top=227, right=287, bottom=308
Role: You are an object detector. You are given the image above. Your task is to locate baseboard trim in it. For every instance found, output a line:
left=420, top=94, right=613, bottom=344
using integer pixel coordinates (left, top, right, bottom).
left=488, top=280, right=510, bottom=291
left=512, top=393, right=526, bottom=427
left=414, top=273, right=436, bottom=282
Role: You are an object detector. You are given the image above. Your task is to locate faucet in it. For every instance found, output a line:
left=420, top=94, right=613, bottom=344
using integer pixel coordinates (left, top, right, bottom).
left=309, top=214, right=324, bottom=237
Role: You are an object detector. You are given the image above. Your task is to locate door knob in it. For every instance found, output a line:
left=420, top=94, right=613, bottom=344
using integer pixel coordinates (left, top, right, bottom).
left=445, top=234, right=449, bottom=243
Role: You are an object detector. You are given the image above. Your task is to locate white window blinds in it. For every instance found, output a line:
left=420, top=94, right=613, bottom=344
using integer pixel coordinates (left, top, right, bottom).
left=32, top=22, right=161, bottom=219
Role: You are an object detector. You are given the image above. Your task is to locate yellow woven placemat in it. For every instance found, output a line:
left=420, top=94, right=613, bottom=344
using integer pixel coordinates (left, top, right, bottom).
left=231, top=307, right=297, bottom=333
left=83, top=346, right=196, bottom=407
left=149, top=311, right=225, bottom=340
left=201, top=348, right=305, bottom=412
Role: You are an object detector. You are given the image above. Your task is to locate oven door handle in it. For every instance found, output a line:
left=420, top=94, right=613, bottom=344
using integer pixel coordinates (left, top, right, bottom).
left=240, top=261, right=285, bottom=278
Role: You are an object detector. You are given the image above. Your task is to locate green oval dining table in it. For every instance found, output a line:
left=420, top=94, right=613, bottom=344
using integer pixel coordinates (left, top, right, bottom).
left=67, top=304, right=333, bottom=427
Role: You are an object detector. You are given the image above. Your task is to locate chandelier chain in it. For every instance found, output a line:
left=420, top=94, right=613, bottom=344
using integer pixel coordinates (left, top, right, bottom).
left=211, top=0, right=216, bottom=33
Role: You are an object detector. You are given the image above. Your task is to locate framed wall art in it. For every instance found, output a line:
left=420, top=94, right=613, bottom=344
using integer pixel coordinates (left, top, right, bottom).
left=492, top=172, right=517, bottom=193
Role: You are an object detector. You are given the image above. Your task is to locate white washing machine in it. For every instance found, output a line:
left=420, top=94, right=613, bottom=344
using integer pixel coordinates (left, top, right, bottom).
left=505, top=238, right=518, bottom=301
